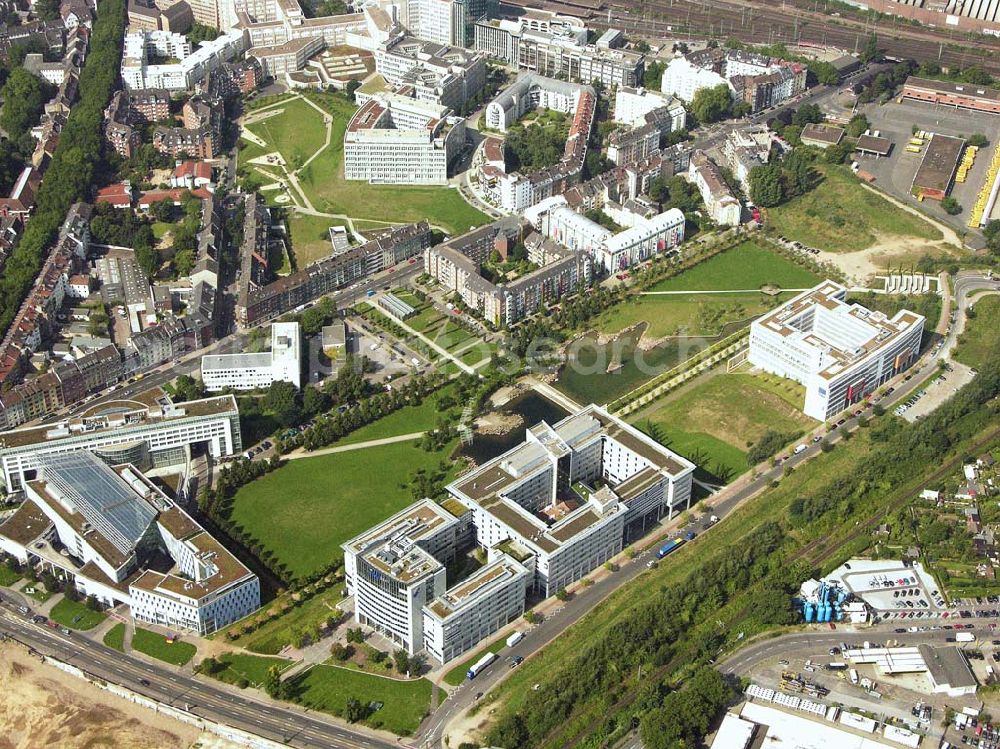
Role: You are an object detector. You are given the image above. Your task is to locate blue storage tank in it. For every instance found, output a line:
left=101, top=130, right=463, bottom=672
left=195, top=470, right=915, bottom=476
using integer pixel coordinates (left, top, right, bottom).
left=835, top=606, right=844, bottom=621
left=804, top=603, right=814, bottom=622
left=837, top=590, right=848, bottom=605
left=821, top=605, right=831, bottom=622
left=815, top=605, right=824, bottom=622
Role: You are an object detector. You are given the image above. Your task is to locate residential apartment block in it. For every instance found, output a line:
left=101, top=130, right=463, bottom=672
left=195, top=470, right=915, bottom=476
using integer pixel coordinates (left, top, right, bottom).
left=0, top=389, right=242, bottom=490
left=0, top=451, right=259, bottom=634
left=121, top=29, right=244, bottom=91
left=749, top=281, right=925, bottom=421
left=201, top=322, right=301, bottom=391
left=687, top=150, right=741, bottom=226
left=344, top=92, right=466, bottom=185
left=662, top=48, right=805, bottom=112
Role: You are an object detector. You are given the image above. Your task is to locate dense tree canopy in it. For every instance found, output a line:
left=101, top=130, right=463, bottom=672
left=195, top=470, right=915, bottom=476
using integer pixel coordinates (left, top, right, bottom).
left=0, top=68, right=55, bottom=141
left=504, top=119, right=567, bottom=174
left=689, top=83, right=732, bottom=124
left=748, top=162, right=784, bottom=207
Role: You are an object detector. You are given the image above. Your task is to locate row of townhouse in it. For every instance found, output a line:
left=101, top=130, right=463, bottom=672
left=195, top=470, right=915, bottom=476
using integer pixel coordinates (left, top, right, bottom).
left=237, top=221, right=432, bottom=326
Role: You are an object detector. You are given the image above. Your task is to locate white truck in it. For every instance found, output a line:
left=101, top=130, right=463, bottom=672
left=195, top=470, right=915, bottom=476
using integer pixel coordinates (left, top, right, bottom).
left=793, top=444, right=807, bottom=455
left=849, top=668, right=859, bottom=685
left=956, top=632, right=976, bottom=643
left=506, top=631, right=524, bottom=648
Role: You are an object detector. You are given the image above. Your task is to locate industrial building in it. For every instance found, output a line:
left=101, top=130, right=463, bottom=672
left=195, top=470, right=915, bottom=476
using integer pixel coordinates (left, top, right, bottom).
left=201, top=322, right=301, bottom=391
left=344, top=92, right=466, bottom=185
left=843, top=644, right=978, bottom=697
left=446, top=405, right=696, bottom=597
left=0, top=451, right=259, bottom=634
left=901, top=76, right=1000, bottom=115
left=912, top=133, right=966, bottom=201
left=0, top=389, right=242, bottom=491
left=749, top=281, right=925, bottom=421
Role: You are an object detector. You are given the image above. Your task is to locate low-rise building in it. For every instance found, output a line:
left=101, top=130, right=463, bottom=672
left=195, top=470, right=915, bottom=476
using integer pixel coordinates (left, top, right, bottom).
left=749, top=281, right=925, bottom=421
left=201, top=322, right=301, bottom=391
left=800, top=123, right=845, bottom=149
left=687, top=150, right=741, bottom=226
left=901, top=76, right=1000, bottom=115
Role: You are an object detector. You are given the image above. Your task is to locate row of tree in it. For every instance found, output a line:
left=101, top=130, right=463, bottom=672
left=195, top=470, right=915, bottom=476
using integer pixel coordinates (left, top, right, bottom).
left=0, top=0, right=127, bottom=335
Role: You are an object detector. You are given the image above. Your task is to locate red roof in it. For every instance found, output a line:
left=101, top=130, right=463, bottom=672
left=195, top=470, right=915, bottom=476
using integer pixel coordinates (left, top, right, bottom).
left=96, top=183, right=133, bottom=207
left=138, top=187, right=211, bottom=207
left=172, top=160, right=213, bottom=181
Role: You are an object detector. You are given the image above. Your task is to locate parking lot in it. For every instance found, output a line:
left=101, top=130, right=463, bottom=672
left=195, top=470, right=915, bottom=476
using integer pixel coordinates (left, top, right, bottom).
left=858, top=99, right=1000, bottom=242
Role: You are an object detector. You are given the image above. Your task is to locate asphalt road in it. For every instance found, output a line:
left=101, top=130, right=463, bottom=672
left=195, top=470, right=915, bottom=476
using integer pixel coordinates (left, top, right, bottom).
left=0, top=601, right=399, bottom=749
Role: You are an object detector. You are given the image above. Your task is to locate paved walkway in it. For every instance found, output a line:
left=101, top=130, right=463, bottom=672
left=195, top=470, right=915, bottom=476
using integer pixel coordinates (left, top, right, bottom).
left=639, top=288, right=813, bottom=295
left=284, top=431, right=426, bottom=460
left=525, top=376, right=583, bottom=413
left=392, top=312, right=476, bottom=374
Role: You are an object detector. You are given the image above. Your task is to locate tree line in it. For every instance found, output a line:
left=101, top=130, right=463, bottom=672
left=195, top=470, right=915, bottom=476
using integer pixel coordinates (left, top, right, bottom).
left=0, top=0, right=126, bottom=335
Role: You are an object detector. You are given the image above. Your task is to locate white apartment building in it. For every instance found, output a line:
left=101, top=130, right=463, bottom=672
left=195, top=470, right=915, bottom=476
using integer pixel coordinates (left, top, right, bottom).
left=0, top=451, right=259, bottom=634
left=484, top=73, right=588, bottom=132
left=374, top=35, right=486, bottom=110
left=474, top=10, right=586, bottom=65
left=0, top=389, right=242, bottom=490
left=201, top=322, right=301, bottom=391
left=614, top=86, right=686, bottom=131
left=662, top=48, right=806, bottom=111
left=121, top=30, right=245, bottom=91
left=749, top=281, right=925, bottom=421
left=447, top=405, right=696, bottom=596
left=422, top=556, right=528, bottom=663
left=661, top=57, right=729, bottom=102
left=687, top=150, right=741, bottom=226
left=342, top=499, right=465, bottom=654
left=343, top=92, right=466, bottom=185
left=525, top=195, right=685, bottom=274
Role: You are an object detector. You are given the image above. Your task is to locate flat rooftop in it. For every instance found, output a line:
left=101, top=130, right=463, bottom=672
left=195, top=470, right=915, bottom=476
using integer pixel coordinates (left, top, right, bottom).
left=131, top=529, right=253, bottom=602
left=0, top=500, right=51, bottom=546
left=904, top=75, right=1000, bottom=103
left=913, top=133, right=965, bottom=193
left=425, top=557, right=525, bottom=620
left=739, top=702, right=898, bottom=749
left=855, top=134, right=891, bottom=155
left=919, top=643, right=977, bottom=689
left=343, top=499, right=457, bottom=557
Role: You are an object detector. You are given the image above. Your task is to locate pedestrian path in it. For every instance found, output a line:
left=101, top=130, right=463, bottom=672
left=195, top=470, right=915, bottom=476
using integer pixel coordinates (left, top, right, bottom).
left=284, top=431, right=426, bottom=460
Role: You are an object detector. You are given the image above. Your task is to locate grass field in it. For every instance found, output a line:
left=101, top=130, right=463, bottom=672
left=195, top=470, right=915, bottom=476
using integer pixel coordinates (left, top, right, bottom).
left=132, top=627, right=197, bottom=666
left=246, top=93, right=489, bottom=235
left=292, top=665, right=433, bottom=736
left=20, top=581, right=52, bottom=603
left=593, top=292, right=789, bottom=339
left=632, top=372, right=815, bottom=479
left=245, top=97, right=330, bottom=171
left=48, top=597, right=107, bottom=631
left=230, top=440, right=457, bottom=579
left=767, top=165, right=942, bottom=252
left=211, top=653, right=293, bottom=688
left=954, top=296, right=1000, bottom=370
left=104, top=623, right=125, bottom=651
left=649, top=241, right=821, bottom=292
left=286, top=212, right=347, bottom=268
left=0, top=564, right=21, bottom=586
left=222, top=587, right=346, bottom=655
left=333, top=386, right=457, bottom=447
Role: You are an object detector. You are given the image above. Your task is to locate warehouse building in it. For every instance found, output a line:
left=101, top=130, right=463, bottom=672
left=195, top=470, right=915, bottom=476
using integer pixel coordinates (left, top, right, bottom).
left=901, top=76, right=1000, bottom=115
left=749, top=281, right=925, bottom=421
left=0, top=389, right=241, bottom=491
left=201, top=322, right=301, bottom=391
left=912, top=133, right=966, bottom=201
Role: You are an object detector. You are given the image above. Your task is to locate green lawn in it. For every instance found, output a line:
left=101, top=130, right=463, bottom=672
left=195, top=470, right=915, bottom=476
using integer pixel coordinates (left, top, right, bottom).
left=48, top=597, right=107, bottom=631
left=649, top=241, right=821, bottom=292
left=151, top=221, right=173, bottom=240
left=245, top=97, right=330, bottom=171
left=332, top=386, right=457, bottom=447
left=20, top=581, right=52, bottom=603
left=230, top=440, right=457, bottom=579
left=954, top=295, right=1000, bottom=370
left=290, top=93, right=490, bottom=235
left=0, top=564, right=21, bottom=586
left=286, top=212, right=347, bottom=268
left=227, top=587, right=346, bottom=654
left=767, top=165, right=942, bottom=252
left=291, top=664, right=434, bottom=736
left=632, top=372, right=815, bottom=479
left=443, top=639, right=506, bottom=687
left=132, top=627, right=197, bottom=666
left=210, top=653, right=294, bottom=687
left=593, top=292, right=789, bottom=339
left=104, top=623, right=125, bottom=651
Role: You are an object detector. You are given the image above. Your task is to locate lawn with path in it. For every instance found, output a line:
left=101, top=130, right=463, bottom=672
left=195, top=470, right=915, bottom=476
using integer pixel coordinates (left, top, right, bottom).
left=648, top=240, right=821, bottom=292
left=766, top=165, right=942, bottom=253
left=48, top=597, right=107, bottom=630
left=221, top=587, right=346, bottom=654
left=104, top=623, right=125, bottom=651
left=229, top=439, right=458, bottom=579
left=244, top=97, right=329, bottom=171
left=331, top=386, right=457, bottom=447
left=291, top=664, right=434, bottom=736
left=633, top=372, right=815, bottom=479
left=209, top=653, right=294, bottom=687
left=954, top=295, right=1000, bottom=370
left=131, top=627, right=197, bottom=666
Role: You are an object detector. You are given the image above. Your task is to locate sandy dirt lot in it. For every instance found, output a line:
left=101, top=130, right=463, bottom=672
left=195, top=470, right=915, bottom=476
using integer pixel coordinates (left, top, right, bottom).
left=0, top=641, right=233, bottom=749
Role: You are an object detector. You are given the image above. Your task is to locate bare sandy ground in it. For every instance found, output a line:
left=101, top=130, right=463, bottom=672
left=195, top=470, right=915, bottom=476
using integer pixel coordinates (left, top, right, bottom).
left=0, top=641, right=235, bottom=749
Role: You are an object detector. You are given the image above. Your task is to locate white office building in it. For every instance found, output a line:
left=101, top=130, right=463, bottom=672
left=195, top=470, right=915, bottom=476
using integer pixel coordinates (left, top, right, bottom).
left=0, top=389, right=242, bottom=491
left=201, top=322, right=301, bottom=391
left=661, top=57, right=729, bottom=102
left=121, top=30, right=245, bottom=91
left=0, top=451, right=259, bottom=634
left=344, top=92, right=466, bottom=185
left=447, top=405, right=696, bottom=597
left=422, top=555, right=528, bottom=663
left=749, top=281, right=925, bottom=421
left=614, top=86, right=686, bottom=132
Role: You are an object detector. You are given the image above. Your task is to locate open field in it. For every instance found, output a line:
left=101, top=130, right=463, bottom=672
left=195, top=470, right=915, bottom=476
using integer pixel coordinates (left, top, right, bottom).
left=230, top=440, right=457, bottom=579
left=593, top=292, right=790, bottom=339
left=247, top=93, right=490, bottom=235
left=285, top=212, right=347, bottom=268
left=333, top=385, right=457, bottom=447
left=132, top=628, right=196, bottom=666
left=766, top=165, right=942, bottom=253
left=954, top=296, right=1000, bottom=370
left=649, top=241, right=821, bottom=292
left=292, top=664, right=434, bottom=736
left=632, top=372, right=815, bottom=479
left=48, top=597, right=107, bottom=631
left=210, top=653, right=293, bottom=688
